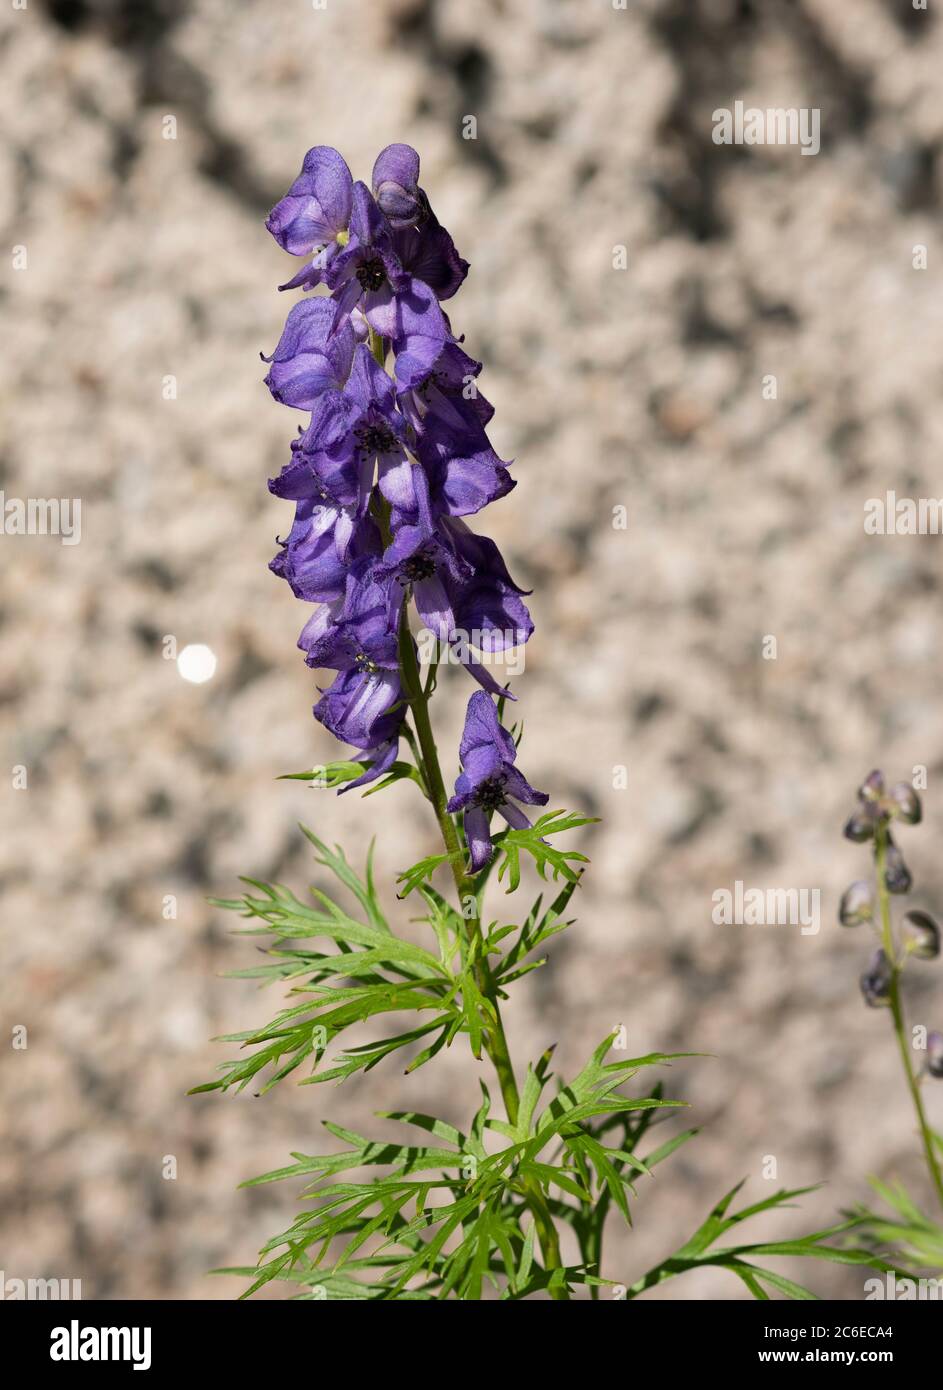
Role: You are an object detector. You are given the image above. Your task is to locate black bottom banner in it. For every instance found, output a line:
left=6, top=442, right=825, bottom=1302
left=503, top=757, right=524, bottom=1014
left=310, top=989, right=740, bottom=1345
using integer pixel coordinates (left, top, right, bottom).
left=0, top=1295, right=934, bottom=1375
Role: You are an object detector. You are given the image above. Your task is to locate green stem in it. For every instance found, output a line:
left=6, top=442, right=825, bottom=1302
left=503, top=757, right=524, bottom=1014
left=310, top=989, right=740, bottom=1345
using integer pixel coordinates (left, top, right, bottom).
left=397, top=621, right=567, bottom=1296
left=875, top=828, right=943, bottom=1212
left=369, top=329, right=388, bottom=369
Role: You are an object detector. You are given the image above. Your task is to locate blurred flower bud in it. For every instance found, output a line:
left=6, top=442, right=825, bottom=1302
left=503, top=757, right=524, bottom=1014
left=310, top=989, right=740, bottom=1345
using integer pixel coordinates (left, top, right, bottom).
left=889, top=782, right=922, bottom=825
left=844, top=806, right=877, bottom=842
left=839, top=880, right=875, bottom=927
left=846, top=771, right=920, bottom=842
left=883, top=838, right=913, bottom=895
left=859, top=770, right=885, bottom=802
left=902, top=910, right=940, bottom=960
left=860, top=949, right=893, bottom=1008
left=927, top=1032, right=943, bottom=1078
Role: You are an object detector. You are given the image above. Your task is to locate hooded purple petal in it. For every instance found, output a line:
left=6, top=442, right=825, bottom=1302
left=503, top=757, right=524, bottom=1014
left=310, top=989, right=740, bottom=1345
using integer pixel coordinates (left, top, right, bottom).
left=372, top=144, right=423, bottom=228
left=314, top=667, right=404, bottom=751
left=459, top=691, right=517, bottom=764
left=266, top=146, right=353, bottom=256
left=262, top=298, right=355, bottom=409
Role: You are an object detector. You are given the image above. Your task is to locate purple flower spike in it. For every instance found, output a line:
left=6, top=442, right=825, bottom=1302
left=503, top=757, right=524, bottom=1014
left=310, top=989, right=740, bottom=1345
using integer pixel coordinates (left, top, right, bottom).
left=447, top=691, right=549, bottom=871
left=263, top=146, right=537, bottom=799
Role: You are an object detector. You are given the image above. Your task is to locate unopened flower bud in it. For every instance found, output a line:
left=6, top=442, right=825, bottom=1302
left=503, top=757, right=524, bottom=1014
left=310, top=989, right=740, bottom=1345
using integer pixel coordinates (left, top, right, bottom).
left=859, top=770, right=885, bottom=802
left=839, top=880, right=875, bottom=927
left=883, top=838, right=912, bottom=895
left=889, top=782, right=922, bottom=825
left=371, top=144, right=425, bottom=228
left=902, top=910, right=940, bottom=960
left=927, top=1032, right=943, bottom=1078
left=860, top=949, right=893, bottom=1008
left=844, top=806, right=877, bottom=842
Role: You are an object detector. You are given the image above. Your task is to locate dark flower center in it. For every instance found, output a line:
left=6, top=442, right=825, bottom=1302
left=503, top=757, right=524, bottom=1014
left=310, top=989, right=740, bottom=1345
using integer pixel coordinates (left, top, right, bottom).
left=473, top=775, right=507, bottom=814
left=401, top=552, right=437, bottom=583
left=354, top=651, right=378, bottom=675
left=356, top=257, right=386, bottom=293
left=356, top=422, right=396, bottom=456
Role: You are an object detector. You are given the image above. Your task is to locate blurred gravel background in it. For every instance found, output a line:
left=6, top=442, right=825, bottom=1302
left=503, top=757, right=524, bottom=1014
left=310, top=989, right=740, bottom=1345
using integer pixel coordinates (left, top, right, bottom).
left=2, top=0, right=943, bottom=1300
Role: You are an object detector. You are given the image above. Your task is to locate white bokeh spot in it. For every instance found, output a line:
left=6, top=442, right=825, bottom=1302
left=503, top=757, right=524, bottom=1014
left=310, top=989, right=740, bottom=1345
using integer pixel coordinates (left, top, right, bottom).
left=177, top=643, right=217, bottom=684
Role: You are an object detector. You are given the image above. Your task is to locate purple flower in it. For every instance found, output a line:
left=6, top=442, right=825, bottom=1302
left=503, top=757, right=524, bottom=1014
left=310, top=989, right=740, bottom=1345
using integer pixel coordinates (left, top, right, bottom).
left=275, top=343, right=409, bottom=534
left=889, top=781, right=922, bottom=824
left=842, top=769, right=923, bottom=841
left=376, top=519, right=464, bottom=641
left=268, top=391, right=390, bottom=595
left=299, top=561, right=407, bottom=792
left=314, top=666, right=404, bottom=788
left=341, top=344, right=410, bottom=499
left=368, top=275, right=450, bottom=391
left=447, top=692, right=549, bottom=870
left=268, top=460, right=381, bottom=603
left=296, top=598, right=344, bottom=662
left=377, top=517, right=532, bottom=696
left=838, top=880, right=874, bottom=928
left=295, top=387, right=361, bottom=457
left=300, top=558, right=399, bottom=675
left=392, top=346, right=512, bottom=517
left=444, top=520, right=534, bottom=653
left=881, top=835, right=912, bottom=894
left=902, top=910, right=940, bottom=961
left=371, top=144, right=468, bottom=298
left=269, top=506, right=370, bottom=604
left=400, top=344, right=494, bottom=436
left=266, top=146, right=354, bottom=291
left=327, top=182, right=408, bottom=325
left=262, top=298, right=355, bottom=410
left=407, top=409, right=514, bottom=521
